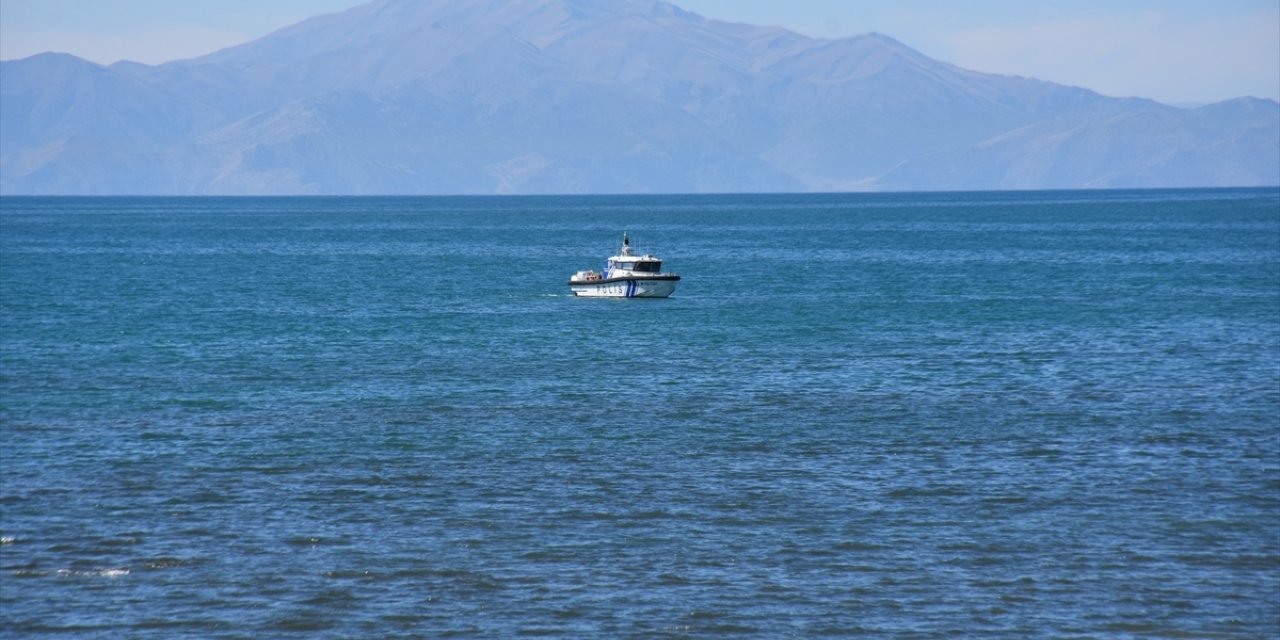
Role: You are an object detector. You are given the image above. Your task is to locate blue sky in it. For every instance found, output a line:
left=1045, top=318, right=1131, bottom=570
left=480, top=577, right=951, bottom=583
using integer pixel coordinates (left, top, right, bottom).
left=1, top=0, right=1276, bottom=105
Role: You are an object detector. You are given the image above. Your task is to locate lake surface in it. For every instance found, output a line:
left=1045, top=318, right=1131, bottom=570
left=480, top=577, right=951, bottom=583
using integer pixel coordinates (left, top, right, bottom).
left=2, top=190, right=1278, bottom=638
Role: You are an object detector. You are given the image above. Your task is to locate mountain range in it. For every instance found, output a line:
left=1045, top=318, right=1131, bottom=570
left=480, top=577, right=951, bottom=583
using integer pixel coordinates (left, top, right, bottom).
left=2, top=0, right=1277, bottom=195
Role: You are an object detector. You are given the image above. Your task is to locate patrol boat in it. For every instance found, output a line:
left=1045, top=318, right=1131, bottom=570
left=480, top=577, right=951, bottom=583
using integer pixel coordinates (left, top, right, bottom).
left=568, top=233, right=680, bottom=298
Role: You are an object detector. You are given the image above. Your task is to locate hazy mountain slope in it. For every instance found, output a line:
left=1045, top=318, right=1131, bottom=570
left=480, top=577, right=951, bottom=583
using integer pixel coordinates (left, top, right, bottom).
left=1, top=0, right=1276, bottom=194
left=871, top=97, right=1280, bottom=190
left=0, top=53, right=196, bottom=149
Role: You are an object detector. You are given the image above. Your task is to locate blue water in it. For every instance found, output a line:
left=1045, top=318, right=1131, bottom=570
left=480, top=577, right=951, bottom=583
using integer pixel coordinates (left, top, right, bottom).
left=2, top=190, right=1278, bottom=638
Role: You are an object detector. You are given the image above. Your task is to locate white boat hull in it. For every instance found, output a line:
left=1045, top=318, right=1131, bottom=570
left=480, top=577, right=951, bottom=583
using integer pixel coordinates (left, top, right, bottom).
left=569, top=277, right=678, bottom=298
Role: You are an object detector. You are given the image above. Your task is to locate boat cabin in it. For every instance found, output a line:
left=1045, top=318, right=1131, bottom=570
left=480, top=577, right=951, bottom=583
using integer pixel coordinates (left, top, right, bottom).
left=608, top=257, right=663, bottom=273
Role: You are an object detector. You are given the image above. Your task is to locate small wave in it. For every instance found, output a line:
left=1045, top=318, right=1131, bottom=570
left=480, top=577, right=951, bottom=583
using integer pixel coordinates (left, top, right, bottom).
left=886, top=485, right=971, bottom=498
left=832, top=540, right=890, bottom=552
left=99, top=536, right=144, bottom=547
left=0, top=536, right=16, bottom=545
left=284, top=535, right=349, bottom=547
left=142, top=557, right=194, bottom=570
left=10, top=565, right=135, bottom=578
left=51, top=568, right=131, bottom=578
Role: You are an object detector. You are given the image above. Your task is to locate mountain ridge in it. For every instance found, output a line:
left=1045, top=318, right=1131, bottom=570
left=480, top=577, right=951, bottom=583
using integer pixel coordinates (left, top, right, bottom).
left=2, top=0, right=1276, bottom=194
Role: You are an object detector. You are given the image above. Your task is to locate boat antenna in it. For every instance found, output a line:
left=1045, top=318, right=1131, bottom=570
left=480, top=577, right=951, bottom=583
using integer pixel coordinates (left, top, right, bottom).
left=622, top=231, right=632, bottom=256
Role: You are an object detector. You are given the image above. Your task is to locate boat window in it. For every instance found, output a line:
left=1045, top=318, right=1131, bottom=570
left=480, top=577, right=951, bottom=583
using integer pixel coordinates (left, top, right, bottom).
left=618, top=261, right=637, bottom=270
left=635, top=261, right=661, bottom=272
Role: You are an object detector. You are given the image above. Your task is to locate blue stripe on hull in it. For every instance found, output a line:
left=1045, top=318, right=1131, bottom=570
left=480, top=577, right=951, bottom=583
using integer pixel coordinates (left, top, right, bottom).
left=569, top=279, right=676, bottom=297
